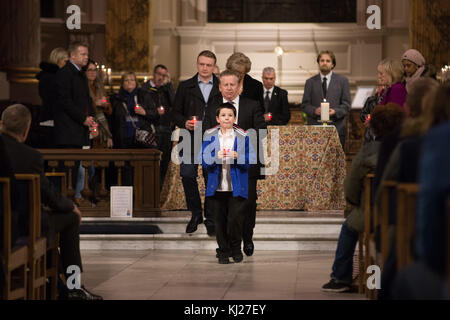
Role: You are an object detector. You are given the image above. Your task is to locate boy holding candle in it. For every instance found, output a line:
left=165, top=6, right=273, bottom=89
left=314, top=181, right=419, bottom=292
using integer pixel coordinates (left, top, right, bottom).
left=200, top=103, right=256, bottom=264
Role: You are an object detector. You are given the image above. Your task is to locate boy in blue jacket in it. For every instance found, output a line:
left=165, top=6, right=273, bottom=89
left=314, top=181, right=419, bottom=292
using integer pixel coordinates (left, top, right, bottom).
left=200, top=103, right=256, bottom=264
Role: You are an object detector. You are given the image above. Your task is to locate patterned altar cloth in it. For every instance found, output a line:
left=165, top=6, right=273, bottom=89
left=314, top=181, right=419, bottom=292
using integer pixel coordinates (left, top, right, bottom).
left=160, top=125, right=346, bottom=211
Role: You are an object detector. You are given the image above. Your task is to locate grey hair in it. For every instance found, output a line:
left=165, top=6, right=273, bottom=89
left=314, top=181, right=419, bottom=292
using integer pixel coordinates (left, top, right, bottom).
left=262, top=67, right=276, bottom=75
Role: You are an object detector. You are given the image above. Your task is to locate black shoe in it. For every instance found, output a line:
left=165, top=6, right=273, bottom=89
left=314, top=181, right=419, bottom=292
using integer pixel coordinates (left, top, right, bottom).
left=67, top=285, right=103, bottom=300
left=206, top=225, right=216, bottom=237
left=232, top=252, right=243, bottom=263
left=243, top=241, right=254, bottom=256
left=186, top=216, right=203, bottom=233
left=215, top=248, right=232, bottom=258
left=218, top=257, right=230, bottom=264
left=321, top=279, right=350, bottom=293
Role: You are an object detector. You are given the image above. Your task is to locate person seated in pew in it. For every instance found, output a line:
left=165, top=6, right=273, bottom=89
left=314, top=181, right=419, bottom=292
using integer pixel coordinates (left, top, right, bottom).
left=0, top=104, right=102, bottom=300
left=261, top=67, right=291, bottom=125
left=321, top=103, right=405, bottom=293
left=375, top=82, right=450, bottom=299
left=391, top=119, right=450, bottom=300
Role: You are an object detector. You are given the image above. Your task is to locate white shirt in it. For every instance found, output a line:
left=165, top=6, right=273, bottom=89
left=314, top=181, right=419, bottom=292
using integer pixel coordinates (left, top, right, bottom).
left=320, top=71, right=333, bottom=90
left=216, top=128, right=235, bottom=192
left=222, top=96, right=240, bottom=124
left=263, top=86, right=275, bottom=100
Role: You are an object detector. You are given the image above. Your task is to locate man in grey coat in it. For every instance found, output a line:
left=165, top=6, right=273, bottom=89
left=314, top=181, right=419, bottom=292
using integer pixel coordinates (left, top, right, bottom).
left=301, top=50, right=351, bottom=148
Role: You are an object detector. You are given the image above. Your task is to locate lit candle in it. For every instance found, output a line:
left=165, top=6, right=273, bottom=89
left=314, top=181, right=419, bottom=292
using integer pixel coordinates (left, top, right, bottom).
left=107, top=68, right=112, bottom=85
left=321, top=99, right=330, bottom=122
left=191, top=116, right=198, bottom=126
left=158, top=106, right=165, bottom=113
left=144, top=76, right=148, bottom=83
left=267, top=112, right=273, bottom=121
left=135, top=104, right=141, bottom=111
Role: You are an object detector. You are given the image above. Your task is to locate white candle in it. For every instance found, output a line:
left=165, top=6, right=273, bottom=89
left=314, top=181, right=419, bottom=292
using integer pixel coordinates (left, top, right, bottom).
left=107, top=68, right=112, bottom=85
left=144, top=76, right=148, bottom=83
left=321, top=100, right=330, bottom=122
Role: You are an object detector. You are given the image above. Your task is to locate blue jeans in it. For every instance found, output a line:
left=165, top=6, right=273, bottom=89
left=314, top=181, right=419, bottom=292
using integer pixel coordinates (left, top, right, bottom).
left=330, top=220, right=359, bottom=284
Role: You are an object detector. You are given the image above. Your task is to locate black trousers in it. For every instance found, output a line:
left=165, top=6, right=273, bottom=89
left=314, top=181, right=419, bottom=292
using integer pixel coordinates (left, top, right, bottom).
left=180, top=160, right=213, bottom=228
left=46, top=212, right=82, bottom=278
left=155, top=129, right=172, bottom=190
left=209, top=192, right=247, bottom=257
left=242, top=178, right=257, bottom=243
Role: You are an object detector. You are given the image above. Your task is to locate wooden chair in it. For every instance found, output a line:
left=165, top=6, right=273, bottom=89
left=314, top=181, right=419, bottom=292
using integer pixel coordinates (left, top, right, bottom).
left=14, top=174, right=47, bottom=300
left=1, top=177, right=28, bottom=300
left=44, top=172, right=67, bottom=300
left=396, top=183, right=419, bottom=272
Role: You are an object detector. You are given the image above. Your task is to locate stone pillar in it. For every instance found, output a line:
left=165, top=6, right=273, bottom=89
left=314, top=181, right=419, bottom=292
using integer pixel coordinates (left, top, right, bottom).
left=0, top=0, right=41, bottom=104
left=106, top=0, right=153, bottom=72
left=409, top=0, right=450, bottom=70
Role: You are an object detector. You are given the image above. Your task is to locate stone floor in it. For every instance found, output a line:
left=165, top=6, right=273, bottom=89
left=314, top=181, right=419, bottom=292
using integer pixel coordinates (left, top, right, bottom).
left=81, top=249, right=366, bottom=300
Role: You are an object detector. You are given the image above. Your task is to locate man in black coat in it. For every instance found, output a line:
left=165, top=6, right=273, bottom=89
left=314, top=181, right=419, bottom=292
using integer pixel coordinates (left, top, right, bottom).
left=0, top=104, right=102, bottom=300
left=203, top=70, right=267, bottom=257
left=54, top=42, right=96, bottom=148
left=172, top=50, right=222, bottom=236
left=261, top=67, right=291, bottom=125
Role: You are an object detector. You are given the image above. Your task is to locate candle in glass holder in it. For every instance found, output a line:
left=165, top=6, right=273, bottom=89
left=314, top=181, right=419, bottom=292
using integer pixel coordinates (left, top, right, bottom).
left=158, top=106, right=165, bottom=113
left=267, top=112, right=273, bottom=121
left=321, top=99, right=330, bottom=121
left=135, top=104, right=142, bottom=111
left=191, top=116, right=198, bottom=126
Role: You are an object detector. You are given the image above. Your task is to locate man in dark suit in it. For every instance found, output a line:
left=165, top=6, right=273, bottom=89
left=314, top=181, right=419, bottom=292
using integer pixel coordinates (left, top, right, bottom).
left=261, top=67, right=291, bottom=125
left=55, top=42, right=96, bottom=148
left=0, top=104, right=102, bottom=300
left=142, top=64, right=175, bottom=189
left=226, top=52, right=264, bottom=107
left=172, top=50, right=222, bottom=236
left=203, top=70, right=267, bottom=257
left=300, top=50, right=351, bottom=147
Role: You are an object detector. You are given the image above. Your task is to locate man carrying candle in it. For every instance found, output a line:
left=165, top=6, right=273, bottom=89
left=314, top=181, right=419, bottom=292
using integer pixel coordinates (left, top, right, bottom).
left=172, top=51, right=222, bottom=236
left=261, top=67, right=291, bottom=125
left=300, top=50, right=351, bottom=148
left=142, top=64, right=176, bottom=189
left=203, top=70, right=266, bottom=257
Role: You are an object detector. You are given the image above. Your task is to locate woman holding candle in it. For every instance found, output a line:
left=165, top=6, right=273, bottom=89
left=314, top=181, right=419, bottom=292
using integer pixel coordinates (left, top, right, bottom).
left=110, top=72, right=158, bottom=149
left=84, top=59, right=113, bottom=149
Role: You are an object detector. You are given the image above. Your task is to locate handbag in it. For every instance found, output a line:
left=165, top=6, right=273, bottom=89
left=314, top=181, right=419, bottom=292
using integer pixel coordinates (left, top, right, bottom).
left=122, top=101, right=158, bottom=148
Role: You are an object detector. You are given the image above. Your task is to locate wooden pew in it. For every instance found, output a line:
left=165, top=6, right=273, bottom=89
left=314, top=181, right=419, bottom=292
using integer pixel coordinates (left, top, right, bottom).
left=379, top=180, right=397, bottom=266
left=447, top=196, right=450, bottom=299
left=396, top=183, right=419, bottom=272
left=44, top=172, right=67, bottom=300
left=1, top=177, right=28, bottom=300
left=363, top=173, right=376, bottom=299
left=14, top=174, right=47, bottom=300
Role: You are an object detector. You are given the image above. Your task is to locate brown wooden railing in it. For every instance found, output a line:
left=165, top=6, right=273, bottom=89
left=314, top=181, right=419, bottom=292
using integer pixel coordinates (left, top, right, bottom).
left=38, top=149, right=162, bottom=217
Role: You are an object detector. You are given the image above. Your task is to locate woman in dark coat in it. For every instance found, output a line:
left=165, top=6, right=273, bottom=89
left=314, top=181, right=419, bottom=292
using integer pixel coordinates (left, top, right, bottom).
left=36, top=48, right=69, bottom=123
left=109, top=72, right=158, bottom=149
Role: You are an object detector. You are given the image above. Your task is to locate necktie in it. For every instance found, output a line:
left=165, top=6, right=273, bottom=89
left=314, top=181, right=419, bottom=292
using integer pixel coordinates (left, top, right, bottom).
left=322, top=77, right=327, bottom=99
left=264, top=91, right=270, bottom=112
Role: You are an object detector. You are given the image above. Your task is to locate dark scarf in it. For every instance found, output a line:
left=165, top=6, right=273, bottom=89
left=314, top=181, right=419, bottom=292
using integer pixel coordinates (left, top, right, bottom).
left=120, top=87, right=140, bottom=138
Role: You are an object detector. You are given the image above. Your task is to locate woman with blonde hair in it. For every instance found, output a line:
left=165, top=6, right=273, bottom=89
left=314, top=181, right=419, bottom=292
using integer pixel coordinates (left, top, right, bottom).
left=377, top=58, right=407, bottom=107
left=36, top=47, right=69, bottom=145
